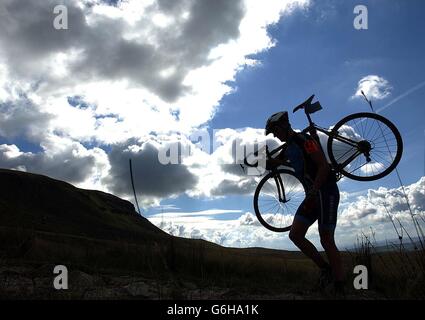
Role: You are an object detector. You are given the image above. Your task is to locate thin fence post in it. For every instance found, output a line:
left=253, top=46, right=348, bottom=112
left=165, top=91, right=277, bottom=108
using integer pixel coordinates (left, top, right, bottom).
left=129, top=159, right=142, bottom=215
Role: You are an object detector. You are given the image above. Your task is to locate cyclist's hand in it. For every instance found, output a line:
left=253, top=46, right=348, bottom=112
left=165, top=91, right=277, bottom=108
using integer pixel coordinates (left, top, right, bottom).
left=266, top=158, right=278, bottom=170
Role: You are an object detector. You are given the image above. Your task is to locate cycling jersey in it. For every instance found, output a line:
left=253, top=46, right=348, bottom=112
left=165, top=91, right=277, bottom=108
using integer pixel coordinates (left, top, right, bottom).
left=283, top=132, right=336, bottom=187
left=283, top=132, right=339, bottom=230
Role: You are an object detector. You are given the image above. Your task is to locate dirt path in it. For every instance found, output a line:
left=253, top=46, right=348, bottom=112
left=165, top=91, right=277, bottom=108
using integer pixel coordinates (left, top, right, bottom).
left=0, top=264, right=385, bottom=300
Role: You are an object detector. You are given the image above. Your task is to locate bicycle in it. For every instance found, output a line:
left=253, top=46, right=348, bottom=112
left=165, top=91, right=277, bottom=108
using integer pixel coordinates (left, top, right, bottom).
left=243, top=94, right=403, bottom=232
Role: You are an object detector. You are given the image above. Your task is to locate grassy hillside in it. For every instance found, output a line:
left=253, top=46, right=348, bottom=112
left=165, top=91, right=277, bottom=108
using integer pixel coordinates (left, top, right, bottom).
left=0, top=169, right=418, bottom=300
left=0, top=169, right=166, bottom=241
left=0, top=169, right=319, bottom=299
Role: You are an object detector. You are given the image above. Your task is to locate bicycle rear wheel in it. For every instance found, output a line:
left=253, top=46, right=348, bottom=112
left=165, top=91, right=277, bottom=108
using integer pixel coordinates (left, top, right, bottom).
left=327, top=112, right=403, bottom=181
left=253, top=169, right=306, bottom=232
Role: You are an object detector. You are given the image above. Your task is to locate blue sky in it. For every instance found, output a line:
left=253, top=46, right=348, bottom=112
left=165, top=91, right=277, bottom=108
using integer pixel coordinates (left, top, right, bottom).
left=0, top=0, right=424, bottom=250
left=146, top=0, right=425, bottom=248
left=211, top=0, right=424, bottom=185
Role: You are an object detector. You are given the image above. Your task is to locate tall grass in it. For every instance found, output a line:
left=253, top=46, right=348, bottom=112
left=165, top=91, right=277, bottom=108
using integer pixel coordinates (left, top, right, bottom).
left=0, top=226, right=319, bottom=299
left=350, top=222, right=425, bottom=299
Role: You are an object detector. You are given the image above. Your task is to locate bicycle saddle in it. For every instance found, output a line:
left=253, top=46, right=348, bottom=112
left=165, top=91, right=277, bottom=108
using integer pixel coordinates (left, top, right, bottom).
left=292, top=94, right=322, bottom=114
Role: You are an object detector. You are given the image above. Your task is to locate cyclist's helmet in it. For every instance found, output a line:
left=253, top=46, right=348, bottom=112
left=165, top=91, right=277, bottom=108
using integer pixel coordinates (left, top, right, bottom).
left=265, top=111, right=290, bottom=135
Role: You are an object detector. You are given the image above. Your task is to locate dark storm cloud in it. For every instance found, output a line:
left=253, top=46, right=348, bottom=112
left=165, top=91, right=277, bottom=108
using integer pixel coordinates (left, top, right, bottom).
left=104, top=139, right=198, bottom=198
left=0, top=0, right=245, bottom=102
left=0, top=144, right=98, bottom=184
left=0, top=0, right=87, bottom=75
left=210, top=177, right=257, bottom=196
left=179, top=0, right=244, bottom=62
left=0, top=99, right=53, bottom=141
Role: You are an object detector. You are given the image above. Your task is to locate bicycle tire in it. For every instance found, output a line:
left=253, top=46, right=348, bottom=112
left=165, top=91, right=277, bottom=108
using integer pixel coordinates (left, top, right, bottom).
left=253, top=169, right=306, bottom=232
left=327, top=112, right=403, bottom=181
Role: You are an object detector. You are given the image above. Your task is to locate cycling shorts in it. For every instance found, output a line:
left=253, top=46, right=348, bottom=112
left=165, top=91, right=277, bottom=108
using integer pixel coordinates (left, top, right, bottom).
left=294, top=180, right=340, bottom=230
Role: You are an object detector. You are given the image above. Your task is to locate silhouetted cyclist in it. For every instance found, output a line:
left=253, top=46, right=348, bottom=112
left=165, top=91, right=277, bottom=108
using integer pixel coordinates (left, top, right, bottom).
left=265, top=111, right=345, bottom=295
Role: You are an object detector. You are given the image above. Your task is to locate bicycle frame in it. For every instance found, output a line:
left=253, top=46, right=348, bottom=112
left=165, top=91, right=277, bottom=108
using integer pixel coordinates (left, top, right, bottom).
left=310, top=122, right=369, bottom=172
left=298, top=103, right=373, bottom=174
left=244, top=96, right=375, bottom=178
left=253, top=96, right=403, bottom=232
left=266, top=123, right=363, bottom=174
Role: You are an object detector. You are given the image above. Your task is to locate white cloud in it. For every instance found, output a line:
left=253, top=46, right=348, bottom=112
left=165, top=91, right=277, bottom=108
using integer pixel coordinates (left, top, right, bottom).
left=148, top=177, right=425, bottom=250
left=340, top=177, right=425, bottom=223
left=149, top=210, right=299, bottom=249
left=183, top=127, right=284, bottom=198
left=336, top=177, right=425, bottom=245
left=0, top=138, right=110, bottom=189
left=0, top=144, right=23, bottom=159
left=0, top=0, right=309, bottom=143
left=352, top=75, right=392, bottom=100
left=3, top=0, right=421, bottom=253
left=150, top=209, right=243, bottom=219
left=0, top=0, right=311, bottom=201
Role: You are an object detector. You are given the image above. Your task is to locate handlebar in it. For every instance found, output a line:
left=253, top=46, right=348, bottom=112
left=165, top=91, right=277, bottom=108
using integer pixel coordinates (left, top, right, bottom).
left=293, top=94, right=315, bottom=113
left=242, top=144, right=288, bottom=169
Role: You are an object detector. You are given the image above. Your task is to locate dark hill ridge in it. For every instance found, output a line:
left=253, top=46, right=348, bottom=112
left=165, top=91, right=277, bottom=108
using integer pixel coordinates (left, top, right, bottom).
left=0, top=168, right=341, bottom=300
left=0, top=169, right=167, bottom=242
left=0, top=169, right=390, bottom=300
left=0, top=168, right=298, bottom=265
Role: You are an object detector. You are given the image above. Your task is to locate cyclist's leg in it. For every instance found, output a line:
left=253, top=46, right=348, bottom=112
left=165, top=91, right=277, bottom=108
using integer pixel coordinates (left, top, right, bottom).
left=318, top=183, right=344, bottom=282
left=289, top=204, right=328, bottom=269
left=319, top=228, right=344, bottom=282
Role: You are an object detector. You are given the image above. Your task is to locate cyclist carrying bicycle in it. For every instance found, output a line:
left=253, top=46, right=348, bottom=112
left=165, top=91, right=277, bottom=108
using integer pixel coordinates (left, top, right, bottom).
left=265, top=111, right=345, bottom=295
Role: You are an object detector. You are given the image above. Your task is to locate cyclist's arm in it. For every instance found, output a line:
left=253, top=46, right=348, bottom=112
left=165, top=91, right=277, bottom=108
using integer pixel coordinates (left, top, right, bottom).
left=266, top=150, right=287, bottom=168
left=305, top=140, right=330, bottom=192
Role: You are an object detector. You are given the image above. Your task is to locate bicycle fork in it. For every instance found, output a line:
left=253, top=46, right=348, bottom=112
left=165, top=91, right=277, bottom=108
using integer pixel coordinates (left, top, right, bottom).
left=273, top=173, right=289, bottom=203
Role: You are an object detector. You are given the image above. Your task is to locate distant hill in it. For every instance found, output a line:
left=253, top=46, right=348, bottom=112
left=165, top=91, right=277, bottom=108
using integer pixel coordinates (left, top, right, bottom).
left=0, top=169, right=167, bottom=242
left=345, top=237, right=424, bottom=252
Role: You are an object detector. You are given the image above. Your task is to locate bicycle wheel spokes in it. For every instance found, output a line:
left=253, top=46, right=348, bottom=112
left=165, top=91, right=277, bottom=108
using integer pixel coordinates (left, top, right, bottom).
left=254, top=170, right=305, bottom=232
left=328, top=112, right=403, bottom=181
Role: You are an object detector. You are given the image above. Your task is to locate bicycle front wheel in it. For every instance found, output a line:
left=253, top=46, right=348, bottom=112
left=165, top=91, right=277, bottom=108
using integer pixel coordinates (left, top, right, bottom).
left=253, top=169, right=306, bottom=232
left=327, top=112, right=403, bottom=181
